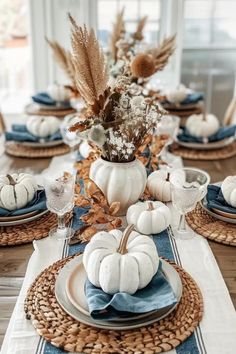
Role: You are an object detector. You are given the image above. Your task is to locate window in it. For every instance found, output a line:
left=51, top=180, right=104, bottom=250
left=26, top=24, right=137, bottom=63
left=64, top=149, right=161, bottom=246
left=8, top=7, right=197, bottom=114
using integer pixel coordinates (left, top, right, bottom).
left=0, top=0, right=32, bottom=113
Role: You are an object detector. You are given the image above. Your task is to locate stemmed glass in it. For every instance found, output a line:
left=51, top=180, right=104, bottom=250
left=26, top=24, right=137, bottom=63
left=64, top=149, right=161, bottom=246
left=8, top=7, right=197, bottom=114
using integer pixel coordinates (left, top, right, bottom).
left=44, top=173, right=75, bottom=240
left=60, top=114, right=81, bottom=161
left=156, top=115, right=180, bottom=165
left=170, top=168, right=210, bottom=240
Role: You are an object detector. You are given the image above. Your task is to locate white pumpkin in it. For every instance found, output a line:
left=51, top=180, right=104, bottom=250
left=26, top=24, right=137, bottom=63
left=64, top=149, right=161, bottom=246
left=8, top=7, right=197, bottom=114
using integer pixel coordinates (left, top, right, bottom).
left=83, top=225, right=159, bottom=295
left=166, top=84, right=188, bottom=104
left=90, top=158, right=147, bottom=215
left=186, top=113, right=219, bottom=138
left=147, top=170, right=171, bottom=202
left=0, top=173, right=38, bottom=210
left=79, top=140, right=91, bottom=159
left=26, top=116, right=60, bottom=138
left=126, top=201, right=171, bottom=235
left=47, top=83, right=71, bottom=102
left=221, top=176, right=236, bottom=207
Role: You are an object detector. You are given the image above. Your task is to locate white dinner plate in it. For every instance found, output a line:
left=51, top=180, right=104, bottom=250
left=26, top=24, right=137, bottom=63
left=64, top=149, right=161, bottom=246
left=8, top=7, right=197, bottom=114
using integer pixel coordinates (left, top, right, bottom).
left=19, top=139, right=63, bottom=148
left=176, top=136, right=234, bottom=150
left=0, top=209, right=48, bottom=226
left=55, top=255, right=182, bottom=330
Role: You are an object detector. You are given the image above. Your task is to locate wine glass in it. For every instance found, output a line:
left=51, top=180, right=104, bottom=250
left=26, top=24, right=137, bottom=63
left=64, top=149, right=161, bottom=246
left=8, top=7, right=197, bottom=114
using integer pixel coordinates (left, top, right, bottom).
left=170, top=167, right=210, bottom=240
left=44, top=174, right=75, bottom=240
left=156, top=115, right=180, bottom=165
left=60, top=114, right=81, bottom=161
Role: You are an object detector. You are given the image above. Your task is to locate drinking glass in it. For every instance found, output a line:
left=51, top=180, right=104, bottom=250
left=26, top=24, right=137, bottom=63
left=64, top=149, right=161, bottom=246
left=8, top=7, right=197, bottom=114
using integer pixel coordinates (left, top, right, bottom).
left=156, top=115, right=180, bottom=165
left=170, top=168, right=210, bottom=240
left=60, top=114, right=81, bottom=161
left=44, top=174, right=75, bottom=240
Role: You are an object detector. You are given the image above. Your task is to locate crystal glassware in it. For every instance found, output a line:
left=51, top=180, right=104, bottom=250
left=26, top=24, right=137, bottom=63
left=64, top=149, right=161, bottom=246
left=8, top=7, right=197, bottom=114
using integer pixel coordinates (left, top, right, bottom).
left=60, top=114, right=81, bottom=161
left=170, top=167, right=210, bottom=240
left=44, top=173, right=75, bottom=240
left=156, top=115, right=180, bottom=166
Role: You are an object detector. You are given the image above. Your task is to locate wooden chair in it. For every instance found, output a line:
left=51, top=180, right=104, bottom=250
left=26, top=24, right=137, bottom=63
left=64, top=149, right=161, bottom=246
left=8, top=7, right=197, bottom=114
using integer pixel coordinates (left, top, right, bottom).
left=0, top=111, right=6, bottom=134
left=223, top=96, right=236, bottom=126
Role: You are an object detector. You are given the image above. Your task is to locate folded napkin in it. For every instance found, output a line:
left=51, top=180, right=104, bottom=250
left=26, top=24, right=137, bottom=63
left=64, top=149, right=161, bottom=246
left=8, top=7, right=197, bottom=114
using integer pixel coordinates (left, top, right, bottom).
left=32, top=92, right=70, bottom=107
left=0, top=189, right=47, bottom=216
left=177, top=125, right=236, bottom=144
left=5, top=124, right=62, bottom=142
left=85, top=262, right=177, bottom=321
left=206, top=184, right=236, bottom=214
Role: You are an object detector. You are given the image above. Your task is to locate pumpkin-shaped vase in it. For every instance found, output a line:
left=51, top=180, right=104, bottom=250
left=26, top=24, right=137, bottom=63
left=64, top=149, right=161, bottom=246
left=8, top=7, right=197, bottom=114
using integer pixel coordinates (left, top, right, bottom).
left=83, top=225, right=159, bottom=295
left=89, top=158, right=147, bottom=215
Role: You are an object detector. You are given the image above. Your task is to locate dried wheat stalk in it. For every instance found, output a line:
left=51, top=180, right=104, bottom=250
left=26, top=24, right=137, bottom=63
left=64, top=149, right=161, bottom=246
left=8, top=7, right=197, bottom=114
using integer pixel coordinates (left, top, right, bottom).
left=147, top=35, right=176, bottom=72
left=69, top=14, right=109, bottom=108
left=110, top=7, right=125, bottom=61
left=132, top=16, right=147, bottom=41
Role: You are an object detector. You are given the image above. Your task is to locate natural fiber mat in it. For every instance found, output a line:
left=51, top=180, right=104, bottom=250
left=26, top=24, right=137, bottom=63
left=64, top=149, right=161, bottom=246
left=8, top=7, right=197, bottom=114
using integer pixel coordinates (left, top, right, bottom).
left=5, top=143, right=70, bottom=158
left=171, top=141, right=236, bottom=160
left=24, top=255, right=203, bottom=354
left=186, top=203, right=236, bottom=246
left=25, top=103, right=77, bottom=118
left=0, top=212, right=72, bottom=246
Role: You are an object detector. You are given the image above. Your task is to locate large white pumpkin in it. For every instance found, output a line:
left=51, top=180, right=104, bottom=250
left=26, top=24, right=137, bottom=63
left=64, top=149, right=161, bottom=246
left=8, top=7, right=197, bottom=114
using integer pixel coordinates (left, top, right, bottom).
left=126, top=201, right=171, bottom=235
left=83, top=225, right=159, bottom=295
left=26, top=116, right=60, bottom=138
left=186, top=113, right=219, bottom=138
left=166, top=84, right=188, bottom=104
left=47, top=83, right=71, bottom=102
left=0, top=173, right=38, bottom=210
left=147, top=170, right=171, bottom=202
left=89, top=158, right=147, bottom=215
left=221, top=176, right=236, bottom=207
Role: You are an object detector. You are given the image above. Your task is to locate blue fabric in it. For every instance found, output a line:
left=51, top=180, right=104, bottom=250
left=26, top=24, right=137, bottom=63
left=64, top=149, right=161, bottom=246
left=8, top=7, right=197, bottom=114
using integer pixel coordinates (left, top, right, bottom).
left=0, top=189, right=46, bottom=216
left=32, top=92, right=71, bottom=107
left=178, top=125, right=236, bottom=143
left=206, top=184, right=236, bottom=214
left=5, top=124, right=62, bottom=142
left=85, top=261, right=177, bottom=320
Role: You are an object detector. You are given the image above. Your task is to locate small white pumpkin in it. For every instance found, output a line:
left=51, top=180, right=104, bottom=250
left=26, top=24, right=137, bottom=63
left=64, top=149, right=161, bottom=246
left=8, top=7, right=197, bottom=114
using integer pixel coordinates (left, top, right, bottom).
left=221, top=176, right=236, bottom=207
left=79, top=140, right=91, bottom=158
left=186, top=113, right=219, bottom=138
left=126, top=201, right=171, bottom=235
left=47, top=83, right=71, bottom=102
left=26, top=116, right=60, bottom=138
left=83, top=225, right=159, bottom=295
left=166, top=84, right=188, bottom=104
left=147, top=170, right=171, bottom=202
left=0, top=173, right=38, bottom=210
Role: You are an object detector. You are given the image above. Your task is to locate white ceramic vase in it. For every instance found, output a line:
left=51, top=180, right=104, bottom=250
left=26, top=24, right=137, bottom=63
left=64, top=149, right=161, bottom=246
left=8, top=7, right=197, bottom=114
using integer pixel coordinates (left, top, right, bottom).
left=89, top=158, right=147, bottom=215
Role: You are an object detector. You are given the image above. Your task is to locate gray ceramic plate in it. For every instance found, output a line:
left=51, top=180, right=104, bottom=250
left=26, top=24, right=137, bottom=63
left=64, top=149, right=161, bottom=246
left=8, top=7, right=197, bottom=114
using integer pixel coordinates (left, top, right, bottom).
left=55, top=255, right=182, bottom=330
left=0, top=209, right=48, bottom=226
left=175, top=136, right=234, bottom=150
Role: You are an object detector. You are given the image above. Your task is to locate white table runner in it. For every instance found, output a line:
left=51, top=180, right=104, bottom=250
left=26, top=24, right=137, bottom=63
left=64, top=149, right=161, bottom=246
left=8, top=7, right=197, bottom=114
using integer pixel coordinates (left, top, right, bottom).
left=1, top=154, right=236, bottom=354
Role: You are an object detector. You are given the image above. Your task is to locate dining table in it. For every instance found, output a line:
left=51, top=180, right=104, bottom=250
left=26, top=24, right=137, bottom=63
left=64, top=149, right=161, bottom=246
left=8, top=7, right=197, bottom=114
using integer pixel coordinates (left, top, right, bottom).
left=0, top=114, right=236, bottom=354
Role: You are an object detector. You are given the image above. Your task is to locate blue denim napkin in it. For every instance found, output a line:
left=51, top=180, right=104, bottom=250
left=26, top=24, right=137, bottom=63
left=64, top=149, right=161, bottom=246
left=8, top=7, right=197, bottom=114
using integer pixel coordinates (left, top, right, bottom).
left=177, top=125, right=236, bottom=143
left=0, top=189, right=47, bottom=216
left=206, top=184, right=236, bottom=214
left=5, top=124, right=62, bottom=142
left=85, top=261, right=177, bottom=320
left=32, top=92, right=56, bottom=106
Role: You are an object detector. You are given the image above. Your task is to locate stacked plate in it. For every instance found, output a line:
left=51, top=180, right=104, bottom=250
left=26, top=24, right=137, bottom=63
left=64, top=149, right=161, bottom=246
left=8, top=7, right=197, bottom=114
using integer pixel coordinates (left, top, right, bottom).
left=176, top=136, right=234, bottom=151
left=55, top=255, right=183, bottom=330
left=0, top=209, right=48, bottom=227
left=19, top=139, right=63, bottom=148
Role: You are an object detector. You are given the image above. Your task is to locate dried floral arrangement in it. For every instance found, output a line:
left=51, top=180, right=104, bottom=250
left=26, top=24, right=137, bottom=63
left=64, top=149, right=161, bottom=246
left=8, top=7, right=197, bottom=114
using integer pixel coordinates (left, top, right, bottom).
left=68, top=14, right=166, bottom=163
left=46, top=37, right=79, bottom=97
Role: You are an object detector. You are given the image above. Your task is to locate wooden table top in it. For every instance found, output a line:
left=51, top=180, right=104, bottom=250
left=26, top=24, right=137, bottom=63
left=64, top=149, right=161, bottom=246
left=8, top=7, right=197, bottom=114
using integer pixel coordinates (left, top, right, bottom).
left=0, top=149, right=236, bottom=347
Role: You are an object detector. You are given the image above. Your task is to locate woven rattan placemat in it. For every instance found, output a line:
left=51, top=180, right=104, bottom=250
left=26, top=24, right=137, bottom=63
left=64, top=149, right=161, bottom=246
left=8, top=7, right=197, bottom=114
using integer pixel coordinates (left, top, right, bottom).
left=172, top=141, right=236, bottom=160
left=0, top=212, right=72, bottom=246
left=5, top=143, right=70, bottom=158
left=25, top=255, right=203, bottom=353
left=25, top=103, right=77, bottom=118
left=186, top=203, right=236, bottom=246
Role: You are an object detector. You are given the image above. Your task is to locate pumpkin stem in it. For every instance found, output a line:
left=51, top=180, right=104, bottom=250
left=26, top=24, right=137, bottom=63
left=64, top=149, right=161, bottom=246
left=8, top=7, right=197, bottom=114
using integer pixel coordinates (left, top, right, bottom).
left=147, top=201, right=154, bottom=211
left=117, top=224, right=135, bottom=255
left=166, top=172, right=170, bottom=182
left=6, top=174, right=16, bottom=186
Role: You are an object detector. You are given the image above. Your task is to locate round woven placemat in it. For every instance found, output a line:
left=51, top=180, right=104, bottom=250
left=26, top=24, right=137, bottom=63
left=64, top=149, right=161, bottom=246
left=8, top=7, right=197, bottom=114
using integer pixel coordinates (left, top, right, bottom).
left=25, top=103, right=77, bottom=118
left=5, top=142, right=70, bottom=158
left=0, top=212, right=72, bottom=247
left=171, top=141, right=236, bottom=160
left=186, top=203, right=236, bottom=246
left=25, top=256, right=203, bottom=354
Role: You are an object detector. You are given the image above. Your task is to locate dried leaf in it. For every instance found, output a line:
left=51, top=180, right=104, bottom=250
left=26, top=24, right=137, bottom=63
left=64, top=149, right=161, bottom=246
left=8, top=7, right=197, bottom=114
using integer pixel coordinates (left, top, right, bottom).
left=109, top=201, right=121, bottom=216
left=110, top=7, right=125, bottom=61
